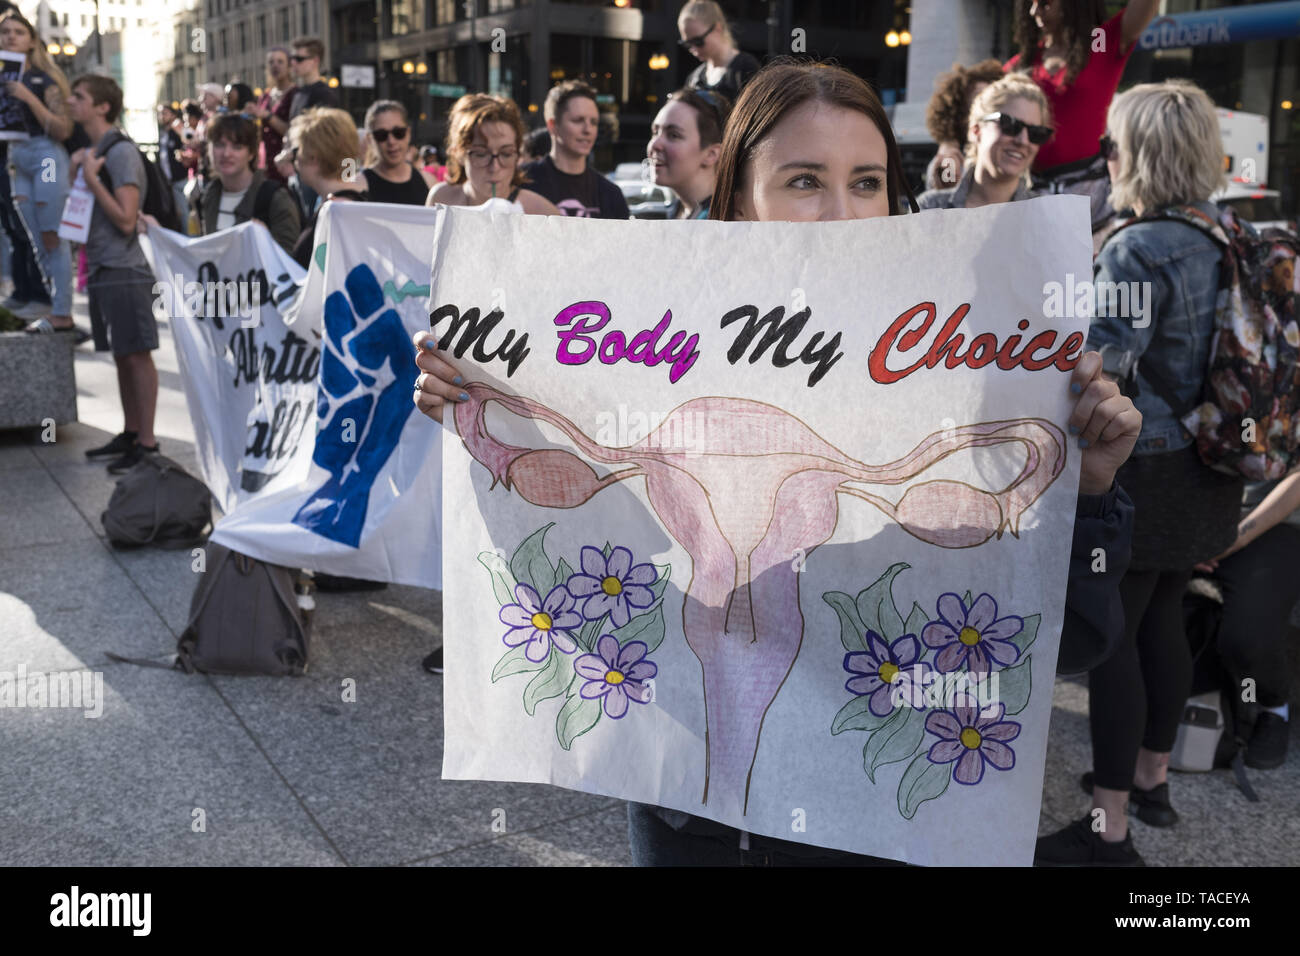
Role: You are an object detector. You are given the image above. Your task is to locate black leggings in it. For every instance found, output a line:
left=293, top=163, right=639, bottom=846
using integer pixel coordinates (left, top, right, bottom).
left=1088, top=568, right=1193, bottom=791
left=1214, top=525, right=1300, bottom=708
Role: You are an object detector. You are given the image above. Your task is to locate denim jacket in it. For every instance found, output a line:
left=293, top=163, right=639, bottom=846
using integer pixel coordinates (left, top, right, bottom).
left=1086, top=200, right=1223, bottom=456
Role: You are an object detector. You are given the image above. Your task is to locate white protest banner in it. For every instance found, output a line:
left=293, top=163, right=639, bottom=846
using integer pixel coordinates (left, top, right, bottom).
left=206, top=203, right=442, bottom=587
left=436, top=196, right=1094, bottom=865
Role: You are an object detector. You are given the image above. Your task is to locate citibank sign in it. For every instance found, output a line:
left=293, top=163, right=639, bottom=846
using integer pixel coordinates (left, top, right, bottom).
left=1137, top=1, right=1300, bottom=51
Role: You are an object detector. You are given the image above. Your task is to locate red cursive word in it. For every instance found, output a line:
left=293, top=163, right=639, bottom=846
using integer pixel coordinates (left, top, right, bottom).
left=868, top=301, right=1084, bottom=385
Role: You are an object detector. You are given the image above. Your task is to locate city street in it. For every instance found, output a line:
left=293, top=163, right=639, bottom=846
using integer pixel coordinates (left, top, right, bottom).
left=1, top=291, right=1297, bottom=867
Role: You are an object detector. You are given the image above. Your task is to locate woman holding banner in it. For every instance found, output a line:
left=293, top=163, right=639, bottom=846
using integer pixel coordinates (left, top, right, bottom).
left=0, top=11, right=74, bottom=335
left=646, top=88, right=731, bottom=221
left=411, top=61, right=1142, bottom=866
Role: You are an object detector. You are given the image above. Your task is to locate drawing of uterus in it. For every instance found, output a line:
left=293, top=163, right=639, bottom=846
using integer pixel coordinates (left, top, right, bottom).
left=453, top=384, right=1065, bottom=814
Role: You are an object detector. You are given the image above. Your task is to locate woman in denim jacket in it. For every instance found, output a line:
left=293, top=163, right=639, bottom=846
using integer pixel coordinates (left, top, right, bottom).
left=1036, top=80, right=1244, bottom=866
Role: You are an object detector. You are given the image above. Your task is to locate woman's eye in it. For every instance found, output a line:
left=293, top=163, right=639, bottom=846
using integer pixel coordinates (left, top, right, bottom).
left=787, top=174, right=818, bottom=189
left=855, top=176, right=883, bottom=192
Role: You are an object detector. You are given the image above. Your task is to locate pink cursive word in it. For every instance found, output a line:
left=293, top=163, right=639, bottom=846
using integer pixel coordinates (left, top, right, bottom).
left=553, top=300, right=701, bottom=384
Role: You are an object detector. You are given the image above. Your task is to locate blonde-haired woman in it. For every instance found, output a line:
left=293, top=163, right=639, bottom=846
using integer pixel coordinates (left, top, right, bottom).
left=678, top=1, right=760, bottom=105
left=288, top=108, right=370, bottom=268
left=1036, top=80, right=1244, bottom=867
left=425, top=94, right=559, bottom=215
left=916, top=74, right=1051, bottom=210
left=1, top=11, right=75, bottom=334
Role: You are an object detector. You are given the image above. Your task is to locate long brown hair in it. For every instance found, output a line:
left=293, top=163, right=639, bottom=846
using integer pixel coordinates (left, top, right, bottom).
left=710, top=60, right=917, bottom=221
left=0, top=11, right=71, bottom=110
left=1013, top=0, right=1107, bottom=83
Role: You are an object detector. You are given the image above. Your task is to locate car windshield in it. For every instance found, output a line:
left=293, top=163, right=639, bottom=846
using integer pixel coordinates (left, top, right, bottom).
left=620, top=182, right=669, bottom=204
left=1220, top=194, right=1286, bottom=223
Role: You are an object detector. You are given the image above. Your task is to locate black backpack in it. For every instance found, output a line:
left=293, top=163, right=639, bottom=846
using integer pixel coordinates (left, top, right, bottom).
left=101, top=453, right=212, bottom=549
left=97, top=129, right=184, bottom=233
left=195, top=178, right=284, bottom=229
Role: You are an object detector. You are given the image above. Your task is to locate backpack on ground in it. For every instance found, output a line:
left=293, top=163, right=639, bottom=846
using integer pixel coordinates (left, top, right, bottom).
left=101, top=453, right=212, bottom=549
left=97, top=129, right=184, bottom=233
left=1109, top=205, right=1300, bottom=481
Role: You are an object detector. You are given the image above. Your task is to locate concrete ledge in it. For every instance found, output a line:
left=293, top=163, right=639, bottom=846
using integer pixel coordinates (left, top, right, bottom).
left=0, top=331, right=77, bottom=430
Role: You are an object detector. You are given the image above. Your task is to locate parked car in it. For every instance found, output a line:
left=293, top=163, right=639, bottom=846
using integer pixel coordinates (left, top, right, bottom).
left=1213, top=180, right=1294, bottom=235
left=616, top=179, right=680, bottom=219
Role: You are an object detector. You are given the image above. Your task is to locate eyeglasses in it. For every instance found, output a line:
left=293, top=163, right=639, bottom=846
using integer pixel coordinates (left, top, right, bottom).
left=467, top=147, right=519, bottom=167
left=980, top=112, right=1053, bottom=145
left=289, top=54, right=311, bottom=63
left=371, top=125, right=409, bottom=143
left=1099, top=133, right=1118, bottom=160
left=678, top=22, right=716, bottom=49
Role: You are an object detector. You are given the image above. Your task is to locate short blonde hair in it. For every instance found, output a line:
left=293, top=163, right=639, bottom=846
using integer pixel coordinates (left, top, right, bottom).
left=1108, top=80, right=1226, bottom=214
left=290, top=107, right=358, bottom=180
left=965, top=74, right=1052, bottom=164
left=678, top=1, right=733, bottom=43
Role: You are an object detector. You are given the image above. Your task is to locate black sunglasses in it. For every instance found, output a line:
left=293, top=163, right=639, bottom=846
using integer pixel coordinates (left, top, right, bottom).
left=678, top=22, right=716, bottom=49
left=981, top=112, right=1053, bottom=145
left=1099, top=133, right=1118, bottom=160
left=290, top=54, right=311, bottom=63
left=371, top=125, right=409, bottom=143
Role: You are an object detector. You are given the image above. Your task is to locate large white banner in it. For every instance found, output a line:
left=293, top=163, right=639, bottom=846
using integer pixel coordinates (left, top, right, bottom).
left=437, top=196, right=1094, bottom=865
left=146, top=204, right=442, bottom=588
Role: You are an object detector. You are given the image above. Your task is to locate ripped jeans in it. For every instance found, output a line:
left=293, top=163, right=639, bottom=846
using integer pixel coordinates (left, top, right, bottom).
left=10, top=135, right=72, bottom=316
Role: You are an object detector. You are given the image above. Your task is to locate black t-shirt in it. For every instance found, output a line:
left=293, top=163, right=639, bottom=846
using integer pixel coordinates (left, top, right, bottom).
left=17, top=67, right=56, bottom=136
left=290, top=81, right=340, bottom=120
left=686, top=50, right=762, bottom=105
left=521, top=156, right=630, bottom=219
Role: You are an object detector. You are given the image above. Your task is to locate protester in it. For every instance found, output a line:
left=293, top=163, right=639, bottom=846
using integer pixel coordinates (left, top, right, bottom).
left=68, top=75, right=161, bottom=473
left=0, top=11, right=75, bottom=335
left=1005, top=0, right=1158, bottom=231
left=521, top=127, right=550, bottom=165
left=677, top=1, right=760, bottom=105
left=225, top=82, right=256, bottom=115
left=197, top=82, right=223, bottom=118
left=916, top=74, right=1050, bottom=210
left=426, top=94, right=560, bottom=215
left=419, top=145, right=445, bottom=181
left=286, top=107, right=367, bottom=269
left=157, top=103, right=190, bottom=221
left=414, top=62, right=1141, bottom=865
left=361, top=100, right=437, bottom=205
left=248, top=47, right=296, bottom=184
left=1035, top=79, right=1244, bottom=867
left=923, top=59, right=1006, bottom=191
left=646, top=88, right=731, bottom=220
left=520, top=80, right=628, bottom=218
left=289, top=37, right=339, bottom=120
left=194, top=113, right=300, bottom=252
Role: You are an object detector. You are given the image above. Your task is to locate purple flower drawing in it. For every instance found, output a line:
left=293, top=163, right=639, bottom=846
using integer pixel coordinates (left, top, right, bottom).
left=574, top=635, right=657, bottom=719
left=566, top=545, right=657, bottom=628
left=500, top=582, right=581, bottom=662
left=925, top=702, right=1021, bottom=785
left=843, top=631, right=932, bottom=715
left=921, top=592, right=1022, bottom=676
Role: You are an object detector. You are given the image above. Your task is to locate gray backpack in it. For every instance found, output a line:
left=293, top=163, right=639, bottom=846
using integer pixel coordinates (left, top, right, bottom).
left=101, top=453, right=212, bottom=549
left=176, top=542, right=313, bottom=675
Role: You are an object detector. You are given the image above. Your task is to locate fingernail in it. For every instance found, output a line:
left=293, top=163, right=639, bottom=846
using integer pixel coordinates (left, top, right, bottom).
left=1078, top=438, right=1089, bottom=448
left=453, top=375, right=464, bottom=386
left=1069, top=383, right=1082, bottom=395
left=421, top=338, right=438, bottom=350
left=1068, top=424, right=1080, bottom=435
left=458, top=392, right=469, bottom=402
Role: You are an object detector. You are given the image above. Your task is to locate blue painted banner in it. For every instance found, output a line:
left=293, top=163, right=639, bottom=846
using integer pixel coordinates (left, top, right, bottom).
left=1138, top=1, right=1300, bottom=50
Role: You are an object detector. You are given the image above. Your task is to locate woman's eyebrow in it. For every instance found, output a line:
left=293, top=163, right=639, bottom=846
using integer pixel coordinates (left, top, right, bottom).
left=774, top=161, right=887, bottom=174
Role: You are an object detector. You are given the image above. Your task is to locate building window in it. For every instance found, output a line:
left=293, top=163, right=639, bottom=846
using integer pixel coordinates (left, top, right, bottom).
left=434, top=0, right=456, bottom=26
left=389, top=0, right=422, bottom=37
left=258, top=14, right=267, bottom=46
left=62, top=12, right=69, bottom=24
left=300, top=1, right=308, bottom=34
left=49, top=9, right=56, bottom=26
left=238, top=21, right=247, bottom=52
left=279, top=8, right=290, bottom=41
left=220, top=27, right=227, bottom=58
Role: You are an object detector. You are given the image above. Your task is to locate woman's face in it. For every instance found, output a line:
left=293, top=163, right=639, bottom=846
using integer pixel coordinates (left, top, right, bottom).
left=1029, top=0, right=1063, bottom=33
left=733, top=102, right=891, bottom=223
left=971, top=96, right=1043, bottom=180
left=212, top=137, right=252, bottom=179
left=370, top=109, right=410, bottom=166
left=464, top=120, right=519, bottom=196
left=678, top=16, right=725, bottom=62
left=1, top=20, right=32, bottom=55
left=647, top=99, right=713, bottom=191
left=225, top=88, right=240, bottom=110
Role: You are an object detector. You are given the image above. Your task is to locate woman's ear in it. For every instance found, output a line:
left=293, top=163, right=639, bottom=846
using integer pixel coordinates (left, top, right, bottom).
left=732, top=192, right=747, bottom=220
left=702, top=142, right=722, bottom=171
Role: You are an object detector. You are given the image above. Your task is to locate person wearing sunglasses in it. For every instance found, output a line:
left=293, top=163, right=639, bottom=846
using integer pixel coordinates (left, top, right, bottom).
left=917, top=75, right=1051, bottom=211
left=646, top=87, right=732, bottom=221
left=678, top=1, right=759, bottom=107
left=361, top=100, right=437, bottom=206
left=288, top=37, right=338, bottom=121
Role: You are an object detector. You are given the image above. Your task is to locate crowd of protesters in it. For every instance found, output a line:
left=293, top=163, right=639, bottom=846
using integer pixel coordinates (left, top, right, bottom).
left=2, top=0, right=1294, bottom=869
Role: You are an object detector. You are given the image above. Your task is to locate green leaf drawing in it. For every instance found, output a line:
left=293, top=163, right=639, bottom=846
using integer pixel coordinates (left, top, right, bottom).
left=556, top=690, right=602, bottom=750
left=831, top=694, right=902, bottom=735
left=1011, top=613, right=1040, bottom=656
left=522, top=647, right=570, bottom=716
left=478, top=551, right=518, bottom=606
left=898, top=752, right=952, bottom=819
left=904, top=601, right=929, bottom=640
left=823, top=591, right=868, bottom=652
left=997, top=654, right=1033, bottom=715
left=576, top=613, right=605, bottom=653
left=962, top=590, right=973, bottom=608
left=650, top=563, right=672, bottom=601
left=511, top=523, right=557, bottom=596
left=555, top=557, right=575, bottom=590
left=613, top=602, right=666, bottom=654
left=864, top=704, right=926, bottom=783
left=857, top=563, right=908, bottom=642
left=491, top=642, right=548, bottom=682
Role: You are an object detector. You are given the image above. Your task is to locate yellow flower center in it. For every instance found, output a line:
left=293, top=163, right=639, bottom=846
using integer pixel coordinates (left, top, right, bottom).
left=878, top=662, right=900, bottom=684
left=604, top=669, right=625, bottom=685
left=960, top=727, right=982, bottom=750
left=958, top=626, right=981, bottom=646
left=601, top=576, right=623, bottom=596
left=530, top=612, right=553, bottom=631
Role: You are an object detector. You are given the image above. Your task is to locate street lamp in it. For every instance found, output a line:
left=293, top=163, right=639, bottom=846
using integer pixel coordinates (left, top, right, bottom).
left=885, top=30, right=900, bottom=48
left=61, top=43, right=76, bottom=56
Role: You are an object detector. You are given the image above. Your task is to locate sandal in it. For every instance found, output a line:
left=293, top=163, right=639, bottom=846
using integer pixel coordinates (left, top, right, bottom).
left=25, top=317, right=93, bottom=344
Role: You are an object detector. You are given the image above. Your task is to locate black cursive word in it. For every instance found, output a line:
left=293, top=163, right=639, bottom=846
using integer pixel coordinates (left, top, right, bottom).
left=720, top=305, right=845, bottom=387
left=430, top=303, right=530, bottom=377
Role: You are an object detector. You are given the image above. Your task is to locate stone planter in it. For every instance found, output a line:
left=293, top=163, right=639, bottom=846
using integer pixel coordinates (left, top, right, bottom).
left=0, top=331, right=77, bottom=430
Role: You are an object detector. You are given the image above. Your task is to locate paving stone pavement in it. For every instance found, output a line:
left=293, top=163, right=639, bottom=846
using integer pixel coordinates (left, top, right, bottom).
left=1, top=292, right=1295, bottom=866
